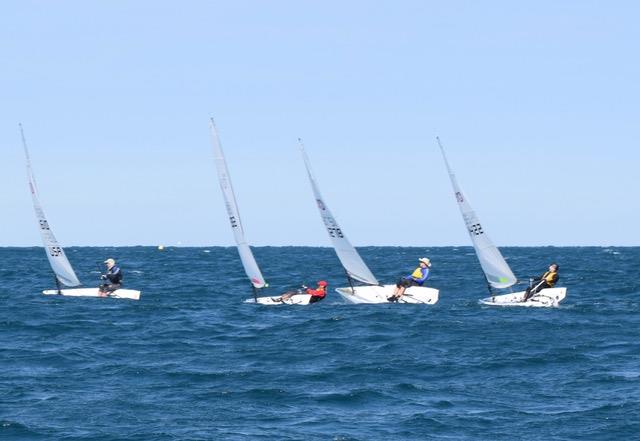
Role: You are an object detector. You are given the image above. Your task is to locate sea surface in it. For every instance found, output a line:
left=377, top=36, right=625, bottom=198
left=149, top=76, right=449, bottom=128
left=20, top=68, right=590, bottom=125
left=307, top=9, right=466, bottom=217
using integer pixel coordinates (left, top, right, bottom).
left=1, top=246, right=638, bottom=440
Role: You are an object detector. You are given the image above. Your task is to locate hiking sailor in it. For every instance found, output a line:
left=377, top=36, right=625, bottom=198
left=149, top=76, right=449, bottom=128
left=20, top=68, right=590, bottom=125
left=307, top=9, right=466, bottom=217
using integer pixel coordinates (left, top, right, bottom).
left=388, top=257, right=431, bottom=302
left=522, top=263, right=559, bottom=302
left=273, top=280, right=328, bottom=304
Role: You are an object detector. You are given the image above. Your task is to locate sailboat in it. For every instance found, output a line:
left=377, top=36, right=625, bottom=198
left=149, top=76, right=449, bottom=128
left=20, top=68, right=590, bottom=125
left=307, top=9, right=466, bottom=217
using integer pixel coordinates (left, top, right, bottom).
left=300, top=140, right=439, bottom=304
left=21, top=125, right=141, bottom=300
left=209, top=119, right=312, bottom=305
left=437, top=137, right=566, bottom=307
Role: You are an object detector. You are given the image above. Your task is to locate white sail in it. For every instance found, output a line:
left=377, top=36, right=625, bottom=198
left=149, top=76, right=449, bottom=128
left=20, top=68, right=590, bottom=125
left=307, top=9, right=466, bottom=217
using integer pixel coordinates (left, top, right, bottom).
left=299, top=140, right=379, bottom=285
left=209, top=119, right=266, bottom=289
left=21, top=125, right=81, bottom=287
left=437, top=137, right=517, bottom=289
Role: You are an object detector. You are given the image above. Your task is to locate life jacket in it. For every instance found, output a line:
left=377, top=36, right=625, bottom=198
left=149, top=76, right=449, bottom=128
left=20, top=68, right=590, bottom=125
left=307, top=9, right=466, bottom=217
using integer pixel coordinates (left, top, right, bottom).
left=306, top=285, right=327, bottom=298
left=541, top=271, right=558, bottom=287
left=106, top=265, right=123, bottom=284
left=408, top=267, right=429, bottom=285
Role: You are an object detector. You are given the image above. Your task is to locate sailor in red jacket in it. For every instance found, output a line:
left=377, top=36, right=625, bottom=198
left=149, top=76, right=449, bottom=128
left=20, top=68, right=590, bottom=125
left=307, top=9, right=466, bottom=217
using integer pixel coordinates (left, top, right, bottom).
left=305, top=280, right=328, bottom=304
left=274, top=280, right=328, bottom=304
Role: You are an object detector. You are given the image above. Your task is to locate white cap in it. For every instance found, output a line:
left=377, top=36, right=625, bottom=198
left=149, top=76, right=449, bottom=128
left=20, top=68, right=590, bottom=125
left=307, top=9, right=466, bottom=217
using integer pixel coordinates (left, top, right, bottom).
left=419, top=257, right=431, bottom=267
left=104, top=258, right=116, bottom=265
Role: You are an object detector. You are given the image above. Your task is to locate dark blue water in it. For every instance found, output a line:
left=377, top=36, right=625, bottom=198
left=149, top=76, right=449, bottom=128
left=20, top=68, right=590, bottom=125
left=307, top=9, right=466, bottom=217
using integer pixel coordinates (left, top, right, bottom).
left=1, top=246, right=638, bottom=440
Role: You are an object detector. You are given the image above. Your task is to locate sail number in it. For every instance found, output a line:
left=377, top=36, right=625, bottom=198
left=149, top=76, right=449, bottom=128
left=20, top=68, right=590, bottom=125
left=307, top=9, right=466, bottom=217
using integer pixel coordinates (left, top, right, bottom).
left=323, top=214, right=343, bottom=238
left=468, top=223, right=484, bottom=236
left=49, top=246, right=63, bottom=257
left=39, top=220, right=50, bottom=230
left=229, top=216, right=238, bottom=228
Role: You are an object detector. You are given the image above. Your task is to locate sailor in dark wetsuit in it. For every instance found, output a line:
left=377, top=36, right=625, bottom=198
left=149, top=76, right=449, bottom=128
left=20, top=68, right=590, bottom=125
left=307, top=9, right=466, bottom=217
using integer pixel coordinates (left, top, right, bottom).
left=522, top=263, right=559, bottom=302
left=99, top=258, right=123, bottom=296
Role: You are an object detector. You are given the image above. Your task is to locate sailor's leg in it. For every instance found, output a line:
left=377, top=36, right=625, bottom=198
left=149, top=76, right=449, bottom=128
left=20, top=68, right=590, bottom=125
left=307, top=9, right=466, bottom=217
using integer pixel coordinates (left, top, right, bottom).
left=101, top=283, right=121, bottom=296
left=401, top=279, right=417, bottom=294
left=525, top=281, right=548, bottom=301
left=531, top=281, right=549, bottom=297
left=390, top=279, right=410, bottom=301
left=278, top=291, right=296, bottom=301
left=389, top=280, right=401, bottom=300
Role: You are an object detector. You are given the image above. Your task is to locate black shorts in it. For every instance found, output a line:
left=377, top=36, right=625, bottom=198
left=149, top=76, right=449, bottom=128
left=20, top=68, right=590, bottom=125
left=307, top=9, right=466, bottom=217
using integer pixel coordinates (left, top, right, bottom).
left=396, top=278, right=418, bottom=289
left=309, top=295, right=324, bottom=304
left=100, top=283, right=121, bottom=293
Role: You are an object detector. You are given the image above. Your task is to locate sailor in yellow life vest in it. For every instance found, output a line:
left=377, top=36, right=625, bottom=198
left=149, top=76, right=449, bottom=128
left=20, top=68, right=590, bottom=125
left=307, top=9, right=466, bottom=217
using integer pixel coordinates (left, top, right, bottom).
left=522, top=263, right=559, bottom=302
left=388, top=257, right=431, bottom=302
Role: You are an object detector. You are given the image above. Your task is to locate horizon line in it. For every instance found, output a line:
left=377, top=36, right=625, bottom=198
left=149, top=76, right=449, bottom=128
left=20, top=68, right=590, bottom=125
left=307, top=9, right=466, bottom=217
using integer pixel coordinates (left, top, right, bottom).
left=1, top=244, right=638, bottom=249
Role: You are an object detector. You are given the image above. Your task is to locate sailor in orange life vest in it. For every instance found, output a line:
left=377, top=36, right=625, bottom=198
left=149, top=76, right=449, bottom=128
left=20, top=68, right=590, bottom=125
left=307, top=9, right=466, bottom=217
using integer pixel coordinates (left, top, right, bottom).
left=522, top=263, right=559, bottom=302
left=274, top=280, right=328, bottom=304
left=388, top=257, right=431, bottom=302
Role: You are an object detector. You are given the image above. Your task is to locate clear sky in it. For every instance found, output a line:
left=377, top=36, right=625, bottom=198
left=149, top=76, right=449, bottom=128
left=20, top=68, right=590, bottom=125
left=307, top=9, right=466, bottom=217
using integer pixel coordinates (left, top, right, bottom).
left=2, top=1, right=639, bottom=247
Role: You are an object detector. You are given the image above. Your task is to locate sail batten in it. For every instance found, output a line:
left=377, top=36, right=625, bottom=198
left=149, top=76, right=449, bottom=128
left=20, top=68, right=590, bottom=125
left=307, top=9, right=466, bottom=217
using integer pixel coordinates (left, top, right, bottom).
left=299, top=140, right=378, bottom=286
left=21, top=125, right=81, bottom=287
left=209, top=119, right=266, bottom=289
left=437, top=137, right=517, bottom=289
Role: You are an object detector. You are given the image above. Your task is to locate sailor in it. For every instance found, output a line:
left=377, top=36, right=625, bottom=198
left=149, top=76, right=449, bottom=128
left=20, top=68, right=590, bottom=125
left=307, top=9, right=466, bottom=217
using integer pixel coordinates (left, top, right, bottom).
left=522, top=263, right=559, bottom=302
left=274, top=280, right=328, bottom=304
left=388, top=258, right=431, bottom=302
left=99, top=258, right=123, bottom=296
left=305, top=280, right=328, bottom=304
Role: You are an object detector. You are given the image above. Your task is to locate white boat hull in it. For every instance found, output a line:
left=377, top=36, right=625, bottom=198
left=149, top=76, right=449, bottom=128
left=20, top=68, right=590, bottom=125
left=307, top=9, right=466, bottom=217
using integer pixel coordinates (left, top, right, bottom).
left=43, top=288, right=141, bottom=301
left=335, top=284, right=439, bottom=304
left=244, top=294, right=314, bottom=305
left=479, top=287, right=567, bottom=307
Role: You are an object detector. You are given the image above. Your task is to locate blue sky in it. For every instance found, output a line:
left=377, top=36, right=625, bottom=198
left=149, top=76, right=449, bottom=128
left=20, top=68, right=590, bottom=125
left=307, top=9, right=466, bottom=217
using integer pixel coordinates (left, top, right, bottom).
left=2, top=1, right=638, bottom=246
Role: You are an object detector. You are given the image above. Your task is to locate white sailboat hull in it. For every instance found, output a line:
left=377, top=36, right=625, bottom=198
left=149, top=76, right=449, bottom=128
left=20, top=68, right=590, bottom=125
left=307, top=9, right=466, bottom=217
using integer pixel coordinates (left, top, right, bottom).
left=43, top=288, right=141, bottom=301
left=244, top=294, right=314, bottom=305
left=479, top=287, right=567, bottom=307
left=335, top=284, right=439, bottom=304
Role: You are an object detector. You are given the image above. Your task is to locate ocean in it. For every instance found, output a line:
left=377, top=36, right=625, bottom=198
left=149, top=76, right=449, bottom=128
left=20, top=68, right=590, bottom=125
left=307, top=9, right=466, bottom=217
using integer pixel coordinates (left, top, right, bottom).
left=1, top=246, right=638, bottom=440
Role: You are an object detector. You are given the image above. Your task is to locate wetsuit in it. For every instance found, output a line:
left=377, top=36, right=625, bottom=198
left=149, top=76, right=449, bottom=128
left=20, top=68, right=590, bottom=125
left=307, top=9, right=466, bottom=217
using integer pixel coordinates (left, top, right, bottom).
left=100, top=265, right=123, bottom=293
left=396, top=267, right=429, bottom=289
left=306, top=286, right=327, bottom=304
left=523, top=270, right=558, bottom=301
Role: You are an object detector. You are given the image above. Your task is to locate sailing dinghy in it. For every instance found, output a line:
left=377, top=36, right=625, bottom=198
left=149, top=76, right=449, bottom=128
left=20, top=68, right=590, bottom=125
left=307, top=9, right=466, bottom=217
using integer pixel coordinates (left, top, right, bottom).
left=209, top=119, right=312, bottom=305
left=21, top=125, right=140, bottom=300
left=300, top=140, right=439, bottom=304
left=437, top=137, right=566, bottom=307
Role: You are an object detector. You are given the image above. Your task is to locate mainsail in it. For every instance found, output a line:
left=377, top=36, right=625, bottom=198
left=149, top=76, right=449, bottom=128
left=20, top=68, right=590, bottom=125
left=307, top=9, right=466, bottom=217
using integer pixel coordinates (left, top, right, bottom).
left=299, top=140, right=378, bottom=285
left=21, top=125, right=81, bottom=287
left=437, top=137, right=517, bottom=289
left=209, top=119, right=266, bottom=289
